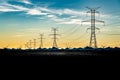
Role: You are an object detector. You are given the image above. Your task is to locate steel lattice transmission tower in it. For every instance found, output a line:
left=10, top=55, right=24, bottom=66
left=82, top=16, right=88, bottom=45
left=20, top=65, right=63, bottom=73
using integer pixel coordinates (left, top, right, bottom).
left=33, top=39, right=36, bottom=49
left=82, top=7, right=105, bottom=48
left=39, top=34, right=45, bottom=48
left=25, top=44, right=27, bottom=49
left=50, top=28, right=60, bottom=48
left=29, top=40, right=32, bottom=49
left=25, top=42, right=29, bottom=49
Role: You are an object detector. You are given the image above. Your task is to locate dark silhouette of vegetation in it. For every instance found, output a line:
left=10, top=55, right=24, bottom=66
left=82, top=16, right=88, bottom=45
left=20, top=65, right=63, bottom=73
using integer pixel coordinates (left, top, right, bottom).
left=0, top=47, right=120, bottom=56
left=0, top=47, right=120, bottom=64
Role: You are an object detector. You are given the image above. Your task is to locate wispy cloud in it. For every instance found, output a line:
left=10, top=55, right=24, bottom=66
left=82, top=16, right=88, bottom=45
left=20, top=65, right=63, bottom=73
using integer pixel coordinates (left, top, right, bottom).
left=63, top=9, right=86, bottom=16
left=47, top=14, right=56, bottom=18
left=26, top=9, right=48, bottom=15
left=4, top=3, right=29, bottom=11
left=60, top=19, right=82, bottom=24
left=48, top=15, right=82, bottom=24
left=0, top=0, right=111, bottom=25
left=19, top=0, right=32, bottom=5
left=0, top=5, right=19, bottom=12
left=0, top=2, right=28, bottom=12
left=0, top=2, right=48, bottom=15
left=12, top=34, right=24, bottom=38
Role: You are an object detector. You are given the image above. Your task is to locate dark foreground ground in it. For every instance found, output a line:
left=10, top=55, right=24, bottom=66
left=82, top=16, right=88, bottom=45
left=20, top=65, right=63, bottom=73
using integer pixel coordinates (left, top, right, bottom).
left=0, top=48, right=120, bottom=65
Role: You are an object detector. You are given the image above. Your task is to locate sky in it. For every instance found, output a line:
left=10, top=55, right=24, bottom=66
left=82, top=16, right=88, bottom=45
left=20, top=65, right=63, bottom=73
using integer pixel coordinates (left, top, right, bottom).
left=0, top=0, right=120, bottom=48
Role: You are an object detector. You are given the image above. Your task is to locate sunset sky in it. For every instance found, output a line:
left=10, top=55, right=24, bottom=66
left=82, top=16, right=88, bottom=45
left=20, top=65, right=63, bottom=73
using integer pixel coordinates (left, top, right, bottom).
left=0, top=0, right=120, bottom=48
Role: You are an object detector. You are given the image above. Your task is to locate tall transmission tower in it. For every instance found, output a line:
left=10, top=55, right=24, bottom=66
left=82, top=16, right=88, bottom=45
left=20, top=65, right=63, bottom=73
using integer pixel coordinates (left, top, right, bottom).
left=33, top=39, right=36, bottom=49
left=39, top=34, right=45, bottom=48
left=82, top=7, right=105, bottom=48
left=25, top=44, right=26, bottom=49
left=26, top=42, right=29, bottom=49
left=25, top=43, right=28, bottom=49
left=29, top=40, right=32, bottom=49
left=50, top=28, right=60, bottom=48
left=66, top=42, right=71, bottom=49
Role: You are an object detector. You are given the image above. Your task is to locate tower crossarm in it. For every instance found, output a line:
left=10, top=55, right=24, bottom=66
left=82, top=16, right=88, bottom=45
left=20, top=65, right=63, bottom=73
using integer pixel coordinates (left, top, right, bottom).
left=95, top=20, right=105, bottom=26
left=86, top=28, right=91, bottom=32
left=81, top=20, right=91, bottom=26
left=82, top=20, right=91, bottom=23
left=95, top=20, right=105, bottom=23
left=95, top=27, right=100, bottom=30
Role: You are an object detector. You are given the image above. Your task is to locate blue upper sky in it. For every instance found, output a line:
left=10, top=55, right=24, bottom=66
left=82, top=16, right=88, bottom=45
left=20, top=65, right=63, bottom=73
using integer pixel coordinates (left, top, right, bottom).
left=0, top=0, right=120, bottom=23
left=0, top=0, right=120, bottom=18
left=0, top=0, right=120, bottom=32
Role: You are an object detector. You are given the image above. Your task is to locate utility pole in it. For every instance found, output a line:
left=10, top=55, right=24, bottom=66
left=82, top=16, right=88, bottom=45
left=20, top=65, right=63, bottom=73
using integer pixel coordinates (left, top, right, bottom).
left=50, top=28, right=60, bottom=48
left=82, top=7, right=105, bottom=48
left=39, top=34, right=45, bottom=49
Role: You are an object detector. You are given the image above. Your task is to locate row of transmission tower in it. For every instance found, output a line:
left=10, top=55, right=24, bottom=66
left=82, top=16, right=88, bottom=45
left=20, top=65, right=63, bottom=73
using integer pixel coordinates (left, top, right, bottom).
left=24, top=7, right=105, bottom=49
left=24, top=28, right=60, bottom=49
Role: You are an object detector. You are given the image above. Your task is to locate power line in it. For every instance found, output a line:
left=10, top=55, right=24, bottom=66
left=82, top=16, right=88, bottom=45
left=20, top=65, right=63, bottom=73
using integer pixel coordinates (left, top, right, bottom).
left=60, top=24, right=79, bottom=34
left=106, top=21, right=120, bottom=26
left=61, top=24, right=83, bottom=38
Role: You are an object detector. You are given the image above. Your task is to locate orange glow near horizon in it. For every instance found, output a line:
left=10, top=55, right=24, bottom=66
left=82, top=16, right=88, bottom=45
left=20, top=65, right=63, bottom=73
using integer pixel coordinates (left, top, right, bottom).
left=0, top=30, right=120, bottom=49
